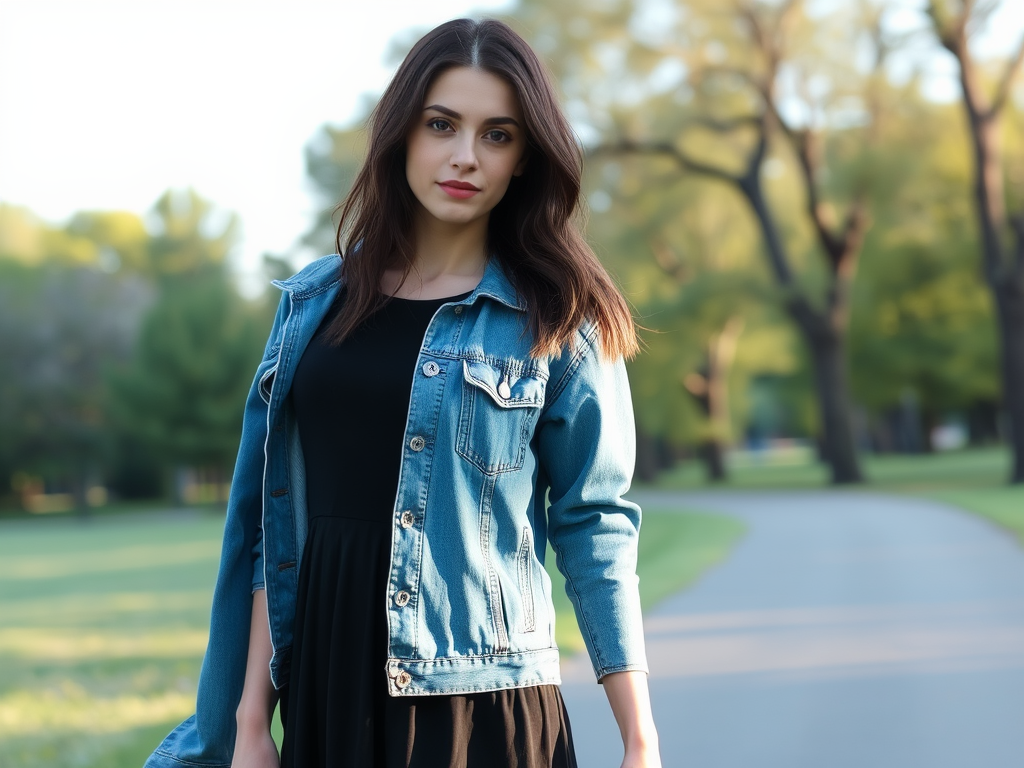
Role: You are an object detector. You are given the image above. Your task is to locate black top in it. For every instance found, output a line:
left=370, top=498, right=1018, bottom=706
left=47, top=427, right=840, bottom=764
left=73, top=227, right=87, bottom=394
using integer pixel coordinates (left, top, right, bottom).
left=290, top=284, right=470, bottom=521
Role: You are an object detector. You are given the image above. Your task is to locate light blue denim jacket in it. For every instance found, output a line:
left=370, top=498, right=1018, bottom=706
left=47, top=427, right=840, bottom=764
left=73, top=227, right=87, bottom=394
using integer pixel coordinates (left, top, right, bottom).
left=145, top=253, right=647, bottom=767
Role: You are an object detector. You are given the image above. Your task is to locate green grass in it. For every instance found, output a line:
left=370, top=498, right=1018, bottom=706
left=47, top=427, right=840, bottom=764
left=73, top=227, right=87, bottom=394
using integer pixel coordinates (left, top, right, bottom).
left=650, top=446, right=1024, bottom=545
left=0, top=511, right=225, bottom=768
left=0, top=506, right=743, bottom=767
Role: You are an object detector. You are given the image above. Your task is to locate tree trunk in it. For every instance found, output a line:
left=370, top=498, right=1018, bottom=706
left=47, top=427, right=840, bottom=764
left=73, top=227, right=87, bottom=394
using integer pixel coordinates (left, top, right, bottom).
left=634, top=426, right=663, bottom=483
left=792, top=312, right=864, bottom=484
left=684, top=318, right=743, bottom=484
left=947, top=26, right=1024, bottom=482
left=742, top=175, right=863, bottom=485
left=993, top=280, right=1024, bottom=482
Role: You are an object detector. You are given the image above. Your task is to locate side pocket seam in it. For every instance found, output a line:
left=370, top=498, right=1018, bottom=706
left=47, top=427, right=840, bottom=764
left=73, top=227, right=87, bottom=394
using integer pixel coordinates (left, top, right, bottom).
left=518, top=526, right=536, bottom=633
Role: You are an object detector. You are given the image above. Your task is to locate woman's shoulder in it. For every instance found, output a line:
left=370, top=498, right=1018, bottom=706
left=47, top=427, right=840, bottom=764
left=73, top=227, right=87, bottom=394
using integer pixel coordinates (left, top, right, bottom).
left=271, top=253, right=344, bottom=296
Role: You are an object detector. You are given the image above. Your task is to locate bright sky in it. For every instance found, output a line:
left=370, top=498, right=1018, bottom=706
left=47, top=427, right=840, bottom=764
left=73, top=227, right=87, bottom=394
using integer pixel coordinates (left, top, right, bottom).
left=0, top=0, right=1021, bottom=293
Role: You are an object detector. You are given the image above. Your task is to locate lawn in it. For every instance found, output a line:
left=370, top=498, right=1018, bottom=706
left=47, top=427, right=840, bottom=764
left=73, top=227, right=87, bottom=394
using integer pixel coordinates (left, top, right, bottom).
left=649, top=445, right=1024, bottom=544
left=0, top=505, right=743, bottom=768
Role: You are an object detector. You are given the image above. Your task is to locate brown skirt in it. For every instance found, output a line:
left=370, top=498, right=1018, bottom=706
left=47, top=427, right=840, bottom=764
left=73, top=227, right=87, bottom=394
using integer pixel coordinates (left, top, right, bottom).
left=278, top=514, right=578, bottom=768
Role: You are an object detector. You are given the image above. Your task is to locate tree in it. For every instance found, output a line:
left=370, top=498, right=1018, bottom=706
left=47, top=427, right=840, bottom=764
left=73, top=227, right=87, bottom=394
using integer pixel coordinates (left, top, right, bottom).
left=106, top=190, right=266, bottom=498
left=503, top=0, right=907, bottom=482
left=842, top=86, right=1000, bottom=449
left=926, top=0, right=1024, bottom=481
left=0, top=247, right=152, bottom=509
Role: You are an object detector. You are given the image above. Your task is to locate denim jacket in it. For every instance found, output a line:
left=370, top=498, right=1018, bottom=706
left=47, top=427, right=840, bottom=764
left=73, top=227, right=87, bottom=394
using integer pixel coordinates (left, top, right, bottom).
left=145, top=253, right=647, bottom=767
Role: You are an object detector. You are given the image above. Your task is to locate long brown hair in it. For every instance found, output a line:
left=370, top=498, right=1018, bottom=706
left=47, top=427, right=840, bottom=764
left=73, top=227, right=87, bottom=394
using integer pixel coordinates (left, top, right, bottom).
left=327, top=18, right=639, bottom=361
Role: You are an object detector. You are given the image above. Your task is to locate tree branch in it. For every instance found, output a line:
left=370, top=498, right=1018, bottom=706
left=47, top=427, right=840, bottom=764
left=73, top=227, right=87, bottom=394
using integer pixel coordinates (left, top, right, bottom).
left=990, top=34, right=1024, bottom=117
left=683, top=115, right=763, bottom=134
left=590, top=140, right=744, bottom=186
left=927, top=0, right=967, bottom=53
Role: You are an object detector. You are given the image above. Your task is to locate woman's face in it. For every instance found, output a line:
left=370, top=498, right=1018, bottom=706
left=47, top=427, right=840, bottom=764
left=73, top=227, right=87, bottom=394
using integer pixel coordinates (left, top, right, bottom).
left=405, top=66, right=528, bottom=232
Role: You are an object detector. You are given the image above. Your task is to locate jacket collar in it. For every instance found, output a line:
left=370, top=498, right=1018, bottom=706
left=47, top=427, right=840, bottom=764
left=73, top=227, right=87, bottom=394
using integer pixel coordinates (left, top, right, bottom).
left=273, top=253, right=526, bottom=312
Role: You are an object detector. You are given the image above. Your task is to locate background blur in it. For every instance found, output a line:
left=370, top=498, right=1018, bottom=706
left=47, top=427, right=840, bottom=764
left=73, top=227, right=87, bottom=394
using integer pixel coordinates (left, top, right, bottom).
left=2, top=1, right=1024, bottom=766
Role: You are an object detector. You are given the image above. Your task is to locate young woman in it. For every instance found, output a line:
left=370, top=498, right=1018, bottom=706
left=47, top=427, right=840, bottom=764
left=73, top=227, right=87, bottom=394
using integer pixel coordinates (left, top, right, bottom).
left=146, top=18, right=660, bottom=768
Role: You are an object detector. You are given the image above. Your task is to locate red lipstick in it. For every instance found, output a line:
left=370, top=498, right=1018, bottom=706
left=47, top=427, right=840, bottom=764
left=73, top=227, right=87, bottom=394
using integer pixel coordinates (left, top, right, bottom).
left=438, top=180, right=480, bottom=199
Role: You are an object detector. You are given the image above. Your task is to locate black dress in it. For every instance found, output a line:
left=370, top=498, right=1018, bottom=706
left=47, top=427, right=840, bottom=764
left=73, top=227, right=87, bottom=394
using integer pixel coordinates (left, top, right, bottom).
left=279, top=285, right=578, bottom=768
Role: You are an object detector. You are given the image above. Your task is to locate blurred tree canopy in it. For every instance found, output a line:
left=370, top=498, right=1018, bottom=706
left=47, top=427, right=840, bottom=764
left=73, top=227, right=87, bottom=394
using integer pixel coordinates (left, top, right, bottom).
left=0, top=191, right=269, bottom=509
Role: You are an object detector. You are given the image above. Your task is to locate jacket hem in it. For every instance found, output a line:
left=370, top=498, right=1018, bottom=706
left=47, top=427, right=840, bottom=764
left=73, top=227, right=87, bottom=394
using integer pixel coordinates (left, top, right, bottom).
left=386, top=647, right=562, bottom=696
left=144, top=750, right=230, bottom=768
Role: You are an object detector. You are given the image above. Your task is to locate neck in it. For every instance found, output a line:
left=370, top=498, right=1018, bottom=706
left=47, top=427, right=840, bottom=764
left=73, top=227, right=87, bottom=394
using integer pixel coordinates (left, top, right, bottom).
left=409, top=209, right=489, bottom=279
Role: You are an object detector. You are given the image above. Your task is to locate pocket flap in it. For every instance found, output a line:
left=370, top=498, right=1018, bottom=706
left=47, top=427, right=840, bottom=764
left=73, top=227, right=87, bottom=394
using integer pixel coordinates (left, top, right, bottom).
left=462, top=359, right=545, bottom=409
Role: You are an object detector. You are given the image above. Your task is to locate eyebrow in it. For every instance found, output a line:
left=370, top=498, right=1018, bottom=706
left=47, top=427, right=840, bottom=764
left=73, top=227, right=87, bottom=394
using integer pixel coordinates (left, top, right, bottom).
left=423, top=104, right=521, bottom=129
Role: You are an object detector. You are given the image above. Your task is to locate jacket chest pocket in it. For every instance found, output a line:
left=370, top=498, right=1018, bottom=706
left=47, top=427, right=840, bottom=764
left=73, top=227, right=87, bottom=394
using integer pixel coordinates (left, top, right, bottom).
left=456, top=359, right=545, bottom=475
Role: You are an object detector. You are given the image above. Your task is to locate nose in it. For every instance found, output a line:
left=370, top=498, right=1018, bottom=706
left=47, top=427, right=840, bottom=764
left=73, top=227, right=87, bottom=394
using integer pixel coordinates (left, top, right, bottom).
left=450, top=134, right=478, bottom=171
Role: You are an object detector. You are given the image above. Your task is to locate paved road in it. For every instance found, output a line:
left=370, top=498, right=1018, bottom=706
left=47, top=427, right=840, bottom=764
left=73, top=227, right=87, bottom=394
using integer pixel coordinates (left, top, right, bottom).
left=559, top=490, right=1024, bottom=768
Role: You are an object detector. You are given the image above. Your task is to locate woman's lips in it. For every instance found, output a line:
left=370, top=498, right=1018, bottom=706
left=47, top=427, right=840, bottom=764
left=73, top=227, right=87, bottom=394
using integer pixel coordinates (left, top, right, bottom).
left=438, top=181, right=480, bottom=199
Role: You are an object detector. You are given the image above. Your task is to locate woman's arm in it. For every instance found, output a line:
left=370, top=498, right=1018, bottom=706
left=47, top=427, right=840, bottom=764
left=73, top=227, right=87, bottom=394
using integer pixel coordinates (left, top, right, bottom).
left=231, top=589, right=281, bottom=767
left=602, top=671, right=662, bottom=768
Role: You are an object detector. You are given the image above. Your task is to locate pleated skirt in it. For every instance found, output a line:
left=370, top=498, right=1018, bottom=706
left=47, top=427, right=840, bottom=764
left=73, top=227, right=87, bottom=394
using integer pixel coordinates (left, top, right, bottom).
left=278, top=514, right=579, bottom=768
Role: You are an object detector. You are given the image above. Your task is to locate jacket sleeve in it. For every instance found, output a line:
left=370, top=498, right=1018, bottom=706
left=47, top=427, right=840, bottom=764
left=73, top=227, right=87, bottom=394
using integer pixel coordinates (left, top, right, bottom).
left=249, top=291, right=290, bottom=592
left=536, top=324, right=649, bottom=681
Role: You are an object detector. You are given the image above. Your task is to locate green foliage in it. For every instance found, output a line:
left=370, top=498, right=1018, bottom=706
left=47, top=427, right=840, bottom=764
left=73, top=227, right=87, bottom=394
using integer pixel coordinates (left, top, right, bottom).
left=145, top=189, right=238, bottom=278
left=106, top=191, right=267, bottom=476
left=0, top=260, right=152, bottom=502
left=0, top=189, right=269, bottom=505
left=848, top=96, right=1000, bottom=413
left=106, top=273, right=265, bottom=474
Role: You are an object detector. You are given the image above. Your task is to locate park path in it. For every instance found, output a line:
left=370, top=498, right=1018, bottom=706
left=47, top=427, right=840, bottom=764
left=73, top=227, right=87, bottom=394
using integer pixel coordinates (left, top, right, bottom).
left=558, top=490, right=1024, bottom=768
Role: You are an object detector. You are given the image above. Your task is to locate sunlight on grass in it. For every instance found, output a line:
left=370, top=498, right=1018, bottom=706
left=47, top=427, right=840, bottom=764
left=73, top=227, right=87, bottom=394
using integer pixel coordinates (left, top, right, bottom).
left=0, top=514, right=223, bottom=767
left=0, top=541, right=220, bottom=580
left=0, top=628, right=208, bottom=661
left=1, top=590, right=213, bottom=625
left=0, top=686, right=195, bottom=735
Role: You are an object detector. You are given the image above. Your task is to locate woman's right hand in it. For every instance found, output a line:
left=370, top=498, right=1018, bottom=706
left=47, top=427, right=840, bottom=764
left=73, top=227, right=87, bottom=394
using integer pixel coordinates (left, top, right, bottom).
left=231, top=722, right=280, bottom=768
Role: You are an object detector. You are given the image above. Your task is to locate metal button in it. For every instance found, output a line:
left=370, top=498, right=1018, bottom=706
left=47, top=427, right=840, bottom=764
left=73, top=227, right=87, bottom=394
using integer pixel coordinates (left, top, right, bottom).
left=394, top=590, right=411, bottom=607
left=453, top=306, right=463, bottom=314
left=400, top=511, right=415, bottom=529
left=422, top=361, right=440, bottom=377
left=395, top=670, right=412, bottom=689
left=497, top=380, right=511, bottom=399
left=409, top=436, right=426, bottom=452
